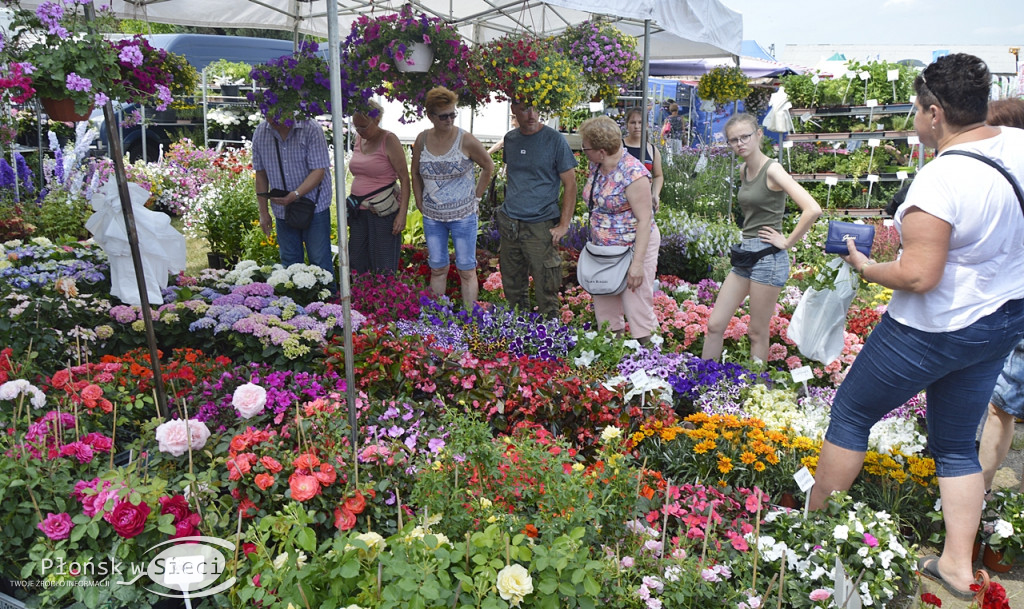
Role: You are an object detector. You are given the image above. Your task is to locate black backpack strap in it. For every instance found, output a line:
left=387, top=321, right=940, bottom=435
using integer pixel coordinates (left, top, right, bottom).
left=941, top=150, right=1024, bottom=216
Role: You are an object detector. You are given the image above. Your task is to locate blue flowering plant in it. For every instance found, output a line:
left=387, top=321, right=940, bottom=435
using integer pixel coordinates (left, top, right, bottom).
left=249, top=41, right=335, bottom=127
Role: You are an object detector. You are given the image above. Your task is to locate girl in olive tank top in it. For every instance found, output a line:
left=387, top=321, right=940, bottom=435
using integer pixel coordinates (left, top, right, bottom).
left=701, top=113, right=822, bottom=365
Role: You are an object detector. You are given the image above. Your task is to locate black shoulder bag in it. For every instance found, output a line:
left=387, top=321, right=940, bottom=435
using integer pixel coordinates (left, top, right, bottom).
left=887, top=150, right=1024, bottom=218
left=273, top=138, right=317, bottom=230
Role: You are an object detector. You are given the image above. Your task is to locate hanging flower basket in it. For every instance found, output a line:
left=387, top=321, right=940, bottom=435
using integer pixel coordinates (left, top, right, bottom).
left=40, top=97, right=93, bottom=123
left=697, top=66, right=752, bottom=106
left=467, top=34, right=583, bottom=116
left=557, top=20, right=641, bottom=105
left=343, top=5, right=475, bottom=121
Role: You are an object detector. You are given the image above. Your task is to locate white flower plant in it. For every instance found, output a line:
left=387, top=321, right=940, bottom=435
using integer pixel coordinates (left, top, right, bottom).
left=758, top=492, right=916, bottom=608
left=984, top=489, right=1024, bottom=563
left=219, top=260, right=334, bottom=303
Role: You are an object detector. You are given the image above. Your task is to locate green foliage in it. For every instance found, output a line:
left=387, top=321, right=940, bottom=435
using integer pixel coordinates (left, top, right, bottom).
left=206, top=58, right=253, bottom=85
left=656, top=208, right=739, bottom=283
left=781, top=60, right=917, bottom=109
left=205, top=173, right=260, bottom=255
left=659, top=148, right=737, bottom=217
left=36, top=191, right=91, bottom=242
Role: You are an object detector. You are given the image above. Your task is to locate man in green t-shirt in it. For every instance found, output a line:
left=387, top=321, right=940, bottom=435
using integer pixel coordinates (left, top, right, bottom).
left=498, top=101, right=578, bottom=317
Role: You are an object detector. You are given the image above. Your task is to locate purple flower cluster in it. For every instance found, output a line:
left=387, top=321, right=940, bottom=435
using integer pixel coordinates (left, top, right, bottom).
left=189, top=364, right=347, bottom=431
left=0, top=257, right=109, bottom=290
left=668, top=358, right=766, bottom=402
left=618, top=347, right=690, bottom=381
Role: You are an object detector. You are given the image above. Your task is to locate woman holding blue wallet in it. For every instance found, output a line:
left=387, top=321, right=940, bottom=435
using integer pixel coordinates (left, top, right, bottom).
left=701, top=112, right=821, bottom=364
left=809, top=54, right=1024, bottom=601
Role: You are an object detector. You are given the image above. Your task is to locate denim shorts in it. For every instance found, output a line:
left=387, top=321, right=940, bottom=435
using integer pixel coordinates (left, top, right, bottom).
left=423, top=213, right=478, bottom=271
left=730, top=237, right=790, bottom=288
left=992, top=339, right=1024, bottom=417
left=827, top=299, right=1024, bottom=477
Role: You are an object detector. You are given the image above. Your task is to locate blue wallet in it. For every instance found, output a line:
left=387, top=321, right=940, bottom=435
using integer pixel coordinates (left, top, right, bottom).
left=824, top=220, right=875, bottom=257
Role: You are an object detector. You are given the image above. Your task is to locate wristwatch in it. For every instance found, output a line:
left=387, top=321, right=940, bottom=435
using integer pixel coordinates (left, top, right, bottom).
left=293, top=190, right=301, bottom=199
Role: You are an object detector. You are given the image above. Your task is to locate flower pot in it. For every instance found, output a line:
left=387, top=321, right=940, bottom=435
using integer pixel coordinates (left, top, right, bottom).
left=207, top=252, right=228, bottom=270
left=219, top=84, right=241, bottom=97
left=777, top=492, right=799, bottom=509
left=982, top=544, right=1014, bottom=573
left=40, top=97, right=93, bottom=122
left=396, top=42, right=434, bottom=73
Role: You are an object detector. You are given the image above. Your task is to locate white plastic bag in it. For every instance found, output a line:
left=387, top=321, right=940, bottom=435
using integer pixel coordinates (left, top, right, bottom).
left=788, top=259, right=858, bottom=364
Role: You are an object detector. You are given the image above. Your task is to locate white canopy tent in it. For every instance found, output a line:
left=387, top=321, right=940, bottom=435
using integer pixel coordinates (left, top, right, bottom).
left=18, top=0, right=741, bottom=447
left=48, top=0, right=741, bottom=59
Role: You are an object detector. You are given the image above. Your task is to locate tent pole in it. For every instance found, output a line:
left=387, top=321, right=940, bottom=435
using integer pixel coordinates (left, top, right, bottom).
left=85, top=2, right=168, bottom=421
left=639, top=19, right=651, bottom=165
left=326, top=0, right=359, bottom=471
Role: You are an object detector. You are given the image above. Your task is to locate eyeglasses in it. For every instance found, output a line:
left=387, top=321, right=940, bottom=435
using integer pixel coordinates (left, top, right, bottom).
left=433, top=111, right=457, bottom=121
left=920, top=72, right=945, bottom=110
left=581, top=147, right=600, bottom=153
left=727, top=132, right=755, bottom=147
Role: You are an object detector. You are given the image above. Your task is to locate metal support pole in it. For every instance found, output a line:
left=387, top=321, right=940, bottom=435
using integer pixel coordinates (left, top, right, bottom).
left=639, top=19, right=651, bottom=162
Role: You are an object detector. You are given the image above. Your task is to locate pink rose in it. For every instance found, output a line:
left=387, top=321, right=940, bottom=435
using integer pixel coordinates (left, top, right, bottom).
left=82, top=432, right=113, bottom=452
left=37, top=512, right=74, bottom=540
left=232, top=383, right=267, bottom=419
left=105, top=499, right=152, bottom=538
left=155, top=419, right=211, bottom=457
left=60, top=441, right=95, bottom=464
left=809, top=589, right=831, bottom=602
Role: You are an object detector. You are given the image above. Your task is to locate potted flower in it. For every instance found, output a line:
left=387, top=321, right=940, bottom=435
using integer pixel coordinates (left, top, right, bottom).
left=4, top=0, right=122, bottom=119
left=983, top=489, right=1024, bottom=572
left=249, top=41, right=333, bottom=127
left=342, top=5, right=475, bottom=120
left=697, top=66, right=752, bottom=110
left=468, top=34, right=584, bottom=116
left=206, top=58, right=251, bottom=97
left=558, top=20, right=642, bottom=104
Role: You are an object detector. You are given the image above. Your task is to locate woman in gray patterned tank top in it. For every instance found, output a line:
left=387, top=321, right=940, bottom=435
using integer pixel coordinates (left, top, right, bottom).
left=411, top=87, right=495, bottom=308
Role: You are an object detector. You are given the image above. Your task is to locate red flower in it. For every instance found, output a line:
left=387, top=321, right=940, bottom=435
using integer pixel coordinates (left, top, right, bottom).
left=314, top=463, right=337, bottom=486
left=260, top=456, right=283, bottom=473
left=289, top=474, right=321, bottom=502
left=159, top=495, right=192, bottom=523
left=254, top=473, right=276, bottom=491
left=333, top=506, right=357, bottom=531
left=242, top=542, right=257, bottom=557
left=919, top=593, right=942, bottom=608
left=343, top=490, right=367, bottom=514
left=293, top=453, right=320, bottom=471
left=522, top=524, right=539, bottom=538
left=172, top=513, right=202, bottom=539
left=105, top=500, right=152, bottom=538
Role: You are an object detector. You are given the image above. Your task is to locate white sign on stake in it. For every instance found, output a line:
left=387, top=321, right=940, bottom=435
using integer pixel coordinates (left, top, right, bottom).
left=865, top=99, right=878, bottom=107
left=907, top=135, right=920, bottom=145
left=790, top=366, right=813, bottom=383
left=793, top=466, right=815, bottom=493
left=811, top=75, right=820, bottom=85
left=859, top=71, right=870, bottom=81
left=896, top=170, right=909, bottom=180
left=834, top=558, right=863, bottom=609
left=866, top=174, right=879, bottom=183
left=824, top=176, right=839, bottom=186
left=782, top=140, right=794, bottom=148
left=886, top=69, right=900, bottom=81
left=867, top=138, right=881, bottom=147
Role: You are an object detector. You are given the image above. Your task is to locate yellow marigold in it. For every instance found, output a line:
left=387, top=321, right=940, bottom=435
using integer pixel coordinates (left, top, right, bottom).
left=717, top=455, right=734, bottom=474
left=753, top=461, right=766, bottom=472
left=790, top=436, right=817, bottom=451
left=888, top=469, right=908, bottom=483
left=801, top=455, right=818, bottom=472
left=693, top=440, right=717, bottom=454
left=686, top=413, right=711, bottom=425
left=660, top=427, right=681, bottom=442
left=763, top=452, right=780, bottom=465
left=740, top=451, right=757, bottom=465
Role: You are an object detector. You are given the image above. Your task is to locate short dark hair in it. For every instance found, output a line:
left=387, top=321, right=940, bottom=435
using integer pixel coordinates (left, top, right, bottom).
left=913, top=53, right=990, bottom=127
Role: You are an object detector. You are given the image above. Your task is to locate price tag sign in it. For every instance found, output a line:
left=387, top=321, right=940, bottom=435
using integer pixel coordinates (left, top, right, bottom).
left=811, top=75, right=820, bottom=85
left=782, top=140, right=794, bottom=148
left=859, top=71, right=871, bottom=81
left=824, top=176, right=839, bottom=186
left=883, top=219, right=895, bottom=227
left=867, top=174, right=880, bottom=183
left=800, top=111, right=814, bottom=123
left=790, top=366, right=813, bottom=383
left=866, top=99, right=878, bottom=107
left=588, top=101, right=605, bottom=113
left=896, top=170, right=909, bottom=180
left=867, top=138, right=881, bottom=147
left=887, top=69, right=900, bottom=81
left=793, top=466, right=815, bottom=492
left=907, top=135, right=920, bottom=145
left=909, top=95, right=917, bottom=104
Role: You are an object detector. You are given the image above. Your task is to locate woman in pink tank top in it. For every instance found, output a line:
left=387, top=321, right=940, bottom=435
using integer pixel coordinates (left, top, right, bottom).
left=348, top=101, right=411, bottom=273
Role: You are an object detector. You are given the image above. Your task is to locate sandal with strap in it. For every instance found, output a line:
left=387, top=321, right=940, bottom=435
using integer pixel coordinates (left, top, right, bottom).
left=916, top=555, right=976, bottom=601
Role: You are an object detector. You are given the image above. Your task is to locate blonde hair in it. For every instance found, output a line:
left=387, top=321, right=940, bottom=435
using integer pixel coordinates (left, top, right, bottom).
left=578, top=116, right=623, bottom=154
left=724, top=112, right=759, bottom=134
left=425, top=87, right=458, bottom=115
left=355, top=99, right=384, bottom=122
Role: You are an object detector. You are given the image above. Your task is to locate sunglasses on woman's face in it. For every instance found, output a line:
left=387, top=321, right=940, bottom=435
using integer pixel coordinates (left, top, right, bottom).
left=433, top=111, right=457, bottom=121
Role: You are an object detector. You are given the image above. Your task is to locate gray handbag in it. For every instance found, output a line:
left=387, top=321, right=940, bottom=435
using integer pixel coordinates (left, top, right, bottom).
left=576, top=242, right=633, bottom=295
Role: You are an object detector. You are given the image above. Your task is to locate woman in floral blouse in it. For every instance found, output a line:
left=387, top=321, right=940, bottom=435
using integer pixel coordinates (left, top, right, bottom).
left=579, top=116, right=659, bottom=343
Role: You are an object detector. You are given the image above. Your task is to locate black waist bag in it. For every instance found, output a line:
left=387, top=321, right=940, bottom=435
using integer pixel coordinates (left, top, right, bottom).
left=729, top=244, right=781, bottom=269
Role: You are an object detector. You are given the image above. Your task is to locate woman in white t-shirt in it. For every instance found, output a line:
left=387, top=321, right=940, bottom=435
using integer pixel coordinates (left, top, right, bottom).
left=809, top=54, right=1024, bottom=600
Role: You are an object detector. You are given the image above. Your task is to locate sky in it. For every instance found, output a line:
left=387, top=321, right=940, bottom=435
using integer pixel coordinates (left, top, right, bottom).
left=720, top=0, right=1024, bottom=54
